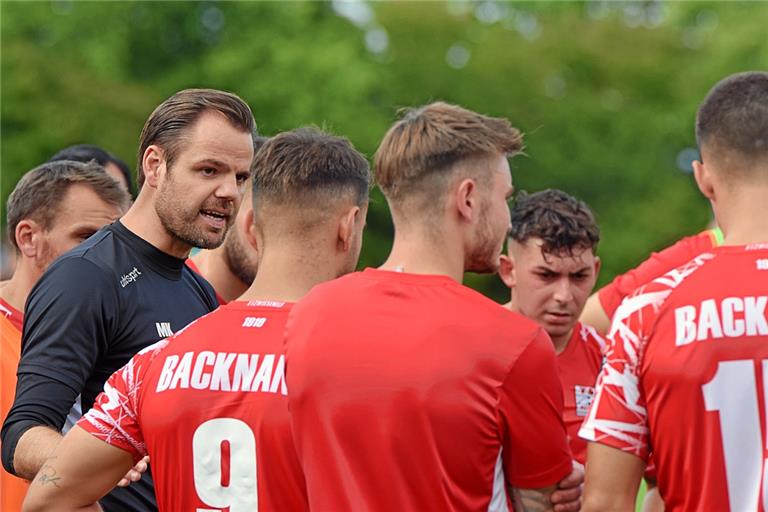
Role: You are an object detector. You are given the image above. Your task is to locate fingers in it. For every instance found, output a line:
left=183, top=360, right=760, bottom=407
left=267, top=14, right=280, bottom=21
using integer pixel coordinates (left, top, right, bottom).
left=551, top=465, right=584, bottom=511
left=553, top=498, right=582, bottom=512
left=135, top=456, right=149, bottom=473
left=116, top=456, right=150, bottom=487
left=552, top=485, right=581, bottom=503
left=558, top=467, right=585, bottom=489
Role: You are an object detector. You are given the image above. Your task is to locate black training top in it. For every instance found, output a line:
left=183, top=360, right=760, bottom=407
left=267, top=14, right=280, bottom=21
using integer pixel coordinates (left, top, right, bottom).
left=1, top=221, right=218, bottom=511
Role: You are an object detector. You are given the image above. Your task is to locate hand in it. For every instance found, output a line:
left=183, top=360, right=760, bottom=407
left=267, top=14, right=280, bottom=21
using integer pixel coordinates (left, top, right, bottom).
left=116, top=456, right=149, bottom=487
left=552, top=461, right=584, bottom=512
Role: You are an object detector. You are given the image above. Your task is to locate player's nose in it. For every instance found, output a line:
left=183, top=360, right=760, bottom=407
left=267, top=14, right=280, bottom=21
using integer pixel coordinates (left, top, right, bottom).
left=553, top=280, right=574, bottom=303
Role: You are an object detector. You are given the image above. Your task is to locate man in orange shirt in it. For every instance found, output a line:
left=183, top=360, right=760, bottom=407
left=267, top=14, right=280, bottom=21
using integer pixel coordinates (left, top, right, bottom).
left=0, top=160, right=129, bottom=510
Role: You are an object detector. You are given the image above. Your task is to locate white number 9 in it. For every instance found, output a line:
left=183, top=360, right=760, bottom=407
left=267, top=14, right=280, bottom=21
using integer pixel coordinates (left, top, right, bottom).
left=192, top=418, right=258, bottom=512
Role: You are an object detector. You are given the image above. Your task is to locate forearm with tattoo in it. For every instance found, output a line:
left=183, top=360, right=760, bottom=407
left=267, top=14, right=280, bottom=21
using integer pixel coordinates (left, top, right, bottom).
left=34, top=459, right=62, bottom=488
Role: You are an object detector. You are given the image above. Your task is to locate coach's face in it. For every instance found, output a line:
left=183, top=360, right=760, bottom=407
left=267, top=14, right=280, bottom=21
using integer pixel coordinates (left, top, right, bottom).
left=155, top=111, right=254, bottom=250
left=465, top=154, right=513, bottom=274
left=503, top=238, right=600, bottom=344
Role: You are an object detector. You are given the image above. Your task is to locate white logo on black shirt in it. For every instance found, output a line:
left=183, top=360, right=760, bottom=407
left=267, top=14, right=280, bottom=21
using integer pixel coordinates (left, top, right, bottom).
left=120, top=267, right=142, bottom=288
left=156, top=322, right=173, bottom=337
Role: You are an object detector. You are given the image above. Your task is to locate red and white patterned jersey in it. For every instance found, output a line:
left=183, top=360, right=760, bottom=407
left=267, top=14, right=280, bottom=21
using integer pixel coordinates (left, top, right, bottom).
left=285, top=269, right=573, bottom=512
left=598, top=229, right=722, bottom=320
left=78, top=301, right=307, bottom=512
left=580, top=245, right=768, bottom=511
left=557, top=322, right=604, bottom=464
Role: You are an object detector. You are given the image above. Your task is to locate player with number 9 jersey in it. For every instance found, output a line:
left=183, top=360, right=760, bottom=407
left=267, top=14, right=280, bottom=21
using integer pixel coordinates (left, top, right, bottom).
left=77, top=300, right=307, bottom=512
left=580, top=245, right=768, bottom=511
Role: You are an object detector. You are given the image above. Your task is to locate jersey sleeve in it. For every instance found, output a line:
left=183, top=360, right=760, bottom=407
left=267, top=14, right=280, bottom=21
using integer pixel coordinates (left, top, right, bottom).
left=17, top=257, right=117, bottom=391
left=597, top=231, right=715, bottom=319
left=77, top=339, right=167, bottom=463
left=579, top=285, right=668, bottom=459
left=499, top=329, right=573, bottom=489
left=1, top=258, right=118, bottom=473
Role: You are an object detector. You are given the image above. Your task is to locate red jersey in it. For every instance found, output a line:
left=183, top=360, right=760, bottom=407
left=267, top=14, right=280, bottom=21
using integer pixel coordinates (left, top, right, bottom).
left=285, top=269, right=573, bottom=511
left=78, top=300, right=307, bottom=512
left=580, top=245, right=768, bottom=511
left=598, top=229, right=722, bottom=319
left=557, top=322, right=604, bottom=465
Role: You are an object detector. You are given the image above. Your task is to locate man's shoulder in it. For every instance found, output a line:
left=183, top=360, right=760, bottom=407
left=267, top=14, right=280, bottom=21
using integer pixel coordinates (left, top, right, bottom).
left=607, top=252, right=717, bottom=359
left=51, top=224, right=126, bottom=279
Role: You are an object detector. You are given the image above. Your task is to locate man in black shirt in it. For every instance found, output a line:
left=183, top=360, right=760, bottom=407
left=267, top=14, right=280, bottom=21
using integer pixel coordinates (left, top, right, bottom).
left=1, top=88, right=257, bottom=510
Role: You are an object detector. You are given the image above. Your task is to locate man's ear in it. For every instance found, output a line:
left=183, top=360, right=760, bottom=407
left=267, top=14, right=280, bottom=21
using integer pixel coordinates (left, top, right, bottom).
left=498, top=253, right=516, bottom=288
left=693, top=159, right=716, bottom=201
left=455, top=178, right=478, bottom=223
left=338, top=205, right=362, bottom=252
left=593, top=255, right=602, bottom=279
left=15, top=219, right=43, bottom=259
left=243, top=209, right=258, bottom=252
left=142, top=145, right=166, bottom=188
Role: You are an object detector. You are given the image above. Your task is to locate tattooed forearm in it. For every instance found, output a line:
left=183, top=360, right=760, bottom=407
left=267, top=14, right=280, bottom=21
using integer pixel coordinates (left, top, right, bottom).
left=35, top=464, right=62, bottom=488
left=511, top=486, right=556, bottom=512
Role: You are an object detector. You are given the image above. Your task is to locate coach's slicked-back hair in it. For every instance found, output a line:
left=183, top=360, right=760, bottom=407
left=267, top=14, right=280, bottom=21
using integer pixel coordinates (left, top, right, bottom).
left=136, top=88, right=257, bottom=189
left=251, top=127, right=371, bottom=208
left=6, top=160, right=130, bottom=250
left=696, top=71, right=768, bottom=169
left=374, top=102, right=523, bottom=204
left=509, top=189, right=600, bottom=258
left=49, top=144, right=134, bottom=196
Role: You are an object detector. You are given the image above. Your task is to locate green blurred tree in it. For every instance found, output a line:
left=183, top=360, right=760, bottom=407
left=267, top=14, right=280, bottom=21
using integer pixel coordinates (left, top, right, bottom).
left=2, top=1, right=767, bottom=301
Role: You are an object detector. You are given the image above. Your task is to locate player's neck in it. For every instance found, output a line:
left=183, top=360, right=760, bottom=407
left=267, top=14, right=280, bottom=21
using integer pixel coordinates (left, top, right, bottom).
left=120, top=195, right=193, bottom=259
left=717, top=184, right=768, bottom=246
left=239, top=249, right=337, bottom=303
left=550, top=330, right=572, bottom=355
left=0, top=261, right=39, bottom=313
left=381, top=230, right=465, bottom=283
left=189, top=249, right=247, bottom=303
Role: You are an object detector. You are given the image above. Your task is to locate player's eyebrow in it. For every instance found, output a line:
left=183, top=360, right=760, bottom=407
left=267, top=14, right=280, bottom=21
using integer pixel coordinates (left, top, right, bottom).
left=193, top=158, right=231, bottom=171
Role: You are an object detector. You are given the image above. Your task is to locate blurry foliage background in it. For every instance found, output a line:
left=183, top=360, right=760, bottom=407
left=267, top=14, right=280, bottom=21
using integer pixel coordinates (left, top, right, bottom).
left=2, top=0, right=767, bottom=302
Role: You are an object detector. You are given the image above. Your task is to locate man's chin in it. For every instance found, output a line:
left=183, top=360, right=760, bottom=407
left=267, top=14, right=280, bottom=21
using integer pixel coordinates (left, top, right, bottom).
left=543, top=322, right=575, bottom=339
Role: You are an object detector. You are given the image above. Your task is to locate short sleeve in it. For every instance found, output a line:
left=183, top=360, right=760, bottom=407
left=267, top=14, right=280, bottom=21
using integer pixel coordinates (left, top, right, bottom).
left=18, top=257, right=117, bottom=391
left=598, top=232, right=714, bottom=320
left=578, top=286, right=666, bottom=460
left=499, top=329, right=573, bottom=489
left=77, top=340, right=167, bottom=463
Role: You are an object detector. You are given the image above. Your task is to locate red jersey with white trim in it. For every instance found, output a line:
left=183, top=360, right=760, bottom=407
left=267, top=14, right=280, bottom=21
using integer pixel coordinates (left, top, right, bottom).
left=580, top=245, right=768, bottom=511
left=78, top=300, right=307, bottom=512
left=285, top=269, right=573, bottom=512
left=557, top=322, right=604, bottom=465
left=0, top=297, right=23, bottom=332
left=598, top=229, right=721, bottom=319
